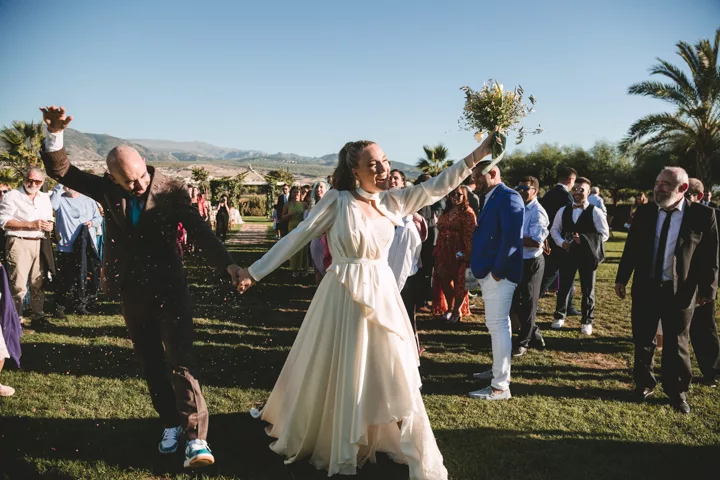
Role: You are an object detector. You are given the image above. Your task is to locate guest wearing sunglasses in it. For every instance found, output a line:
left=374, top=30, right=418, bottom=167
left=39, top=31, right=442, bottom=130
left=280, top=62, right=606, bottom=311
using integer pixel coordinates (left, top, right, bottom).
left=549, top=177, right=609, bottom=335
left=0, top=168, right=54, bottom=331
left=511, top=177, right=550, bottom=356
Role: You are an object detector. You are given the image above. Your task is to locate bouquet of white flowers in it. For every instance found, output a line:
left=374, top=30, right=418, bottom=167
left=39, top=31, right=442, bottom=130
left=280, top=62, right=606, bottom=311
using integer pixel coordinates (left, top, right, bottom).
left=459, top=80, right=542, bottom=165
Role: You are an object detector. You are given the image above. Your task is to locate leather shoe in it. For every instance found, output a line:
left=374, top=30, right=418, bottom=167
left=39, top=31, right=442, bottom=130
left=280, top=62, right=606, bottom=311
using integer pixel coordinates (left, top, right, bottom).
left=673, top=400, right=691, bottom=414
left=699, top=376, right=718, bottom=388
left=634, top=387, right=655, bottom=402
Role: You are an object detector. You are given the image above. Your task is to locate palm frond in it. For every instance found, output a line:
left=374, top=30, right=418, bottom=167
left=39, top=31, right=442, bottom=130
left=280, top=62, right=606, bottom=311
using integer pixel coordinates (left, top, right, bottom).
left=628, top=80, right=694, bottom=107
left=422, top=145, right=434, bottom=160
left=649, top=59, right=697, bottom=97
left=433, top=144, right=449, bottom=161
left=676, top=41, right=700, bottom=78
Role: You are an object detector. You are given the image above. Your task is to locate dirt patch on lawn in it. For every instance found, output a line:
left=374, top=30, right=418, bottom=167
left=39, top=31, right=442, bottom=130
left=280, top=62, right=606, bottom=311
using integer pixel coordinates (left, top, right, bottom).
left=554, top=351, right=626, bottom=370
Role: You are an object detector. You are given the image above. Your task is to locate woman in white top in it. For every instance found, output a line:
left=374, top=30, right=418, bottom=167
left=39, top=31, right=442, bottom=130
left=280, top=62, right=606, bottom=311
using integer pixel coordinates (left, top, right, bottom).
left=237, top=134, right=496, bottom=479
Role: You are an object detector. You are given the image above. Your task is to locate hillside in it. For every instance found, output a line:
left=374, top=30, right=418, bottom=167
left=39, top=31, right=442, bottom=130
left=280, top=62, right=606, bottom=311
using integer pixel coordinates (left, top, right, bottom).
left=1, top=129, right=421, bottom=181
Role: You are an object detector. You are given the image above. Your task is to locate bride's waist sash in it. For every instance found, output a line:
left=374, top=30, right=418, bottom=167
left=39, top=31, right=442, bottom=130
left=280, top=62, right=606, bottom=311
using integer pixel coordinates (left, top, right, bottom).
left=329, top=256, right=387, bottom=268
left=326, top=256, right=408, bottom=339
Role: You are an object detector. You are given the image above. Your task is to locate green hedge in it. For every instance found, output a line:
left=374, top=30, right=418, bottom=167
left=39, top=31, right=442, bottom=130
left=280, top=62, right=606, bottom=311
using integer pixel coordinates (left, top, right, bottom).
left=238, top=194, right=267, bottom=216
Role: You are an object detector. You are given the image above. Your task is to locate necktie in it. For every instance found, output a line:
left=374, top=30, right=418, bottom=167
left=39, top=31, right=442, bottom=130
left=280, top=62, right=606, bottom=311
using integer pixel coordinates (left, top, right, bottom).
left=129, top=197, right=142, bottom=227
left=654, top=209, right=674, bottom=280
left=478, top=194, right=486, bottom=212
left=572, top=204, right=584, bottom=209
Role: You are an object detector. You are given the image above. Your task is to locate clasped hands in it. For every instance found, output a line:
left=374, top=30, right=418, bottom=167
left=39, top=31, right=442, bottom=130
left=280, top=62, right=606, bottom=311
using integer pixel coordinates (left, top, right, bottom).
left=561, top=233, right=581, bottom=250
left=227, top=265, right=256, bottom=294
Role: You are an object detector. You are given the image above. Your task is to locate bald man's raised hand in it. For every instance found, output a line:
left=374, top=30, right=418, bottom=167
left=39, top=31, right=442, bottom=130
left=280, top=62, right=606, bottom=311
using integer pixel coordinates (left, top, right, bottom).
left=40, top=106, right=73, bottom=133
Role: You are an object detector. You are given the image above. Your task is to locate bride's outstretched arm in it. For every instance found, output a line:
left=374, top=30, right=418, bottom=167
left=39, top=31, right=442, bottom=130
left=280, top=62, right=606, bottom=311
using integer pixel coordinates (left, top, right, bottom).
left=391, top=129, right=497, bottom=217
left=236, top=190, right=339, bottom=294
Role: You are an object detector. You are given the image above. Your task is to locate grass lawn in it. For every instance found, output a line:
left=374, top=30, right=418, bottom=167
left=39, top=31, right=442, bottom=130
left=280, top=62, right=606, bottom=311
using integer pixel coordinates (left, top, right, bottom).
left=1, top=226, right=718, bottom=479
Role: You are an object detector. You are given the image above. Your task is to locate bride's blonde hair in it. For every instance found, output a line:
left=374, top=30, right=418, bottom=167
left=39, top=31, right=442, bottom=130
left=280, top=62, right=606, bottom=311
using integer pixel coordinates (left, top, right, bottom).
left=332, top=140, right=375, bottom=191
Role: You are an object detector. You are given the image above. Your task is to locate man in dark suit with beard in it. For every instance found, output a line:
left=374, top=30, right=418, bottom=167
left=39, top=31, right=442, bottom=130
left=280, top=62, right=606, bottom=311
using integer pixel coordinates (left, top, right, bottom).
left=615, top=167, right=718, bottom=413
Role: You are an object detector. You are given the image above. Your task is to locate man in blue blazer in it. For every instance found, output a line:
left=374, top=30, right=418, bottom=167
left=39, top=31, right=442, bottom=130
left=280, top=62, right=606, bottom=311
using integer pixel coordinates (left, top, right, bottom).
left=468, top=160, right=525, bottom=401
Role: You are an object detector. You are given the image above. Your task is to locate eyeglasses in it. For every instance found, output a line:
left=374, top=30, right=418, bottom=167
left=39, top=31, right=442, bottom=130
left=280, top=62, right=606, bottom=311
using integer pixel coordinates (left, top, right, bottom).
left=571, top=187, right=586, bottom=193
left=0, top=190, right=7, bottom=194
left=515, top=185, right=536, bottom=191
left=25, top=179, right=43, bottom=186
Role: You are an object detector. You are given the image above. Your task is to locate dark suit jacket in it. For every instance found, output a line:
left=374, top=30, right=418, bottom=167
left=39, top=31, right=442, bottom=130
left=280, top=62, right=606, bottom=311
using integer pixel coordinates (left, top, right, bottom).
left=541, top=184, right=573, bottom=231
left=276, top=194, right=288, bottom=216
left=616, top=201, right=719, bottom=310
left=41, top=148, right=234, bottom=298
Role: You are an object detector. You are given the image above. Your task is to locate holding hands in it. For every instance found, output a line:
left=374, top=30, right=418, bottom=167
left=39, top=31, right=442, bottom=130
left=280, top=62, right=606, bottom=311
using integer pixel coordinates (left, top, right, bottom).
left=234, top=268, right=256, bottom=294
left=226, top=264, right=255, bottom=294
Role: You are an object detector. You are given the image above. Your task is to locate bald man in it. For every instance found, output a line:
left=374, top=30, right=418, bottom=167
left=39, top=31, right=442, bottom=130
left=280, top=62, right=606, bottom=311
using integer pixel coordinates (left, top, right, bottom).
left=40, top=106, right=242, bottom=468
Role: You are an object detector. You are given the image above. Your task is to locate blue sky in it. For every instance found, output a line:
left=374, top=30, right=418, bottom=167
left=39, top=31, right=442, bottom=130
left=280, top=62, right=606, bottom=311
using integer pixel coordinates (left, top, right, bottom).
left=0, top=0, right=717, bottom=163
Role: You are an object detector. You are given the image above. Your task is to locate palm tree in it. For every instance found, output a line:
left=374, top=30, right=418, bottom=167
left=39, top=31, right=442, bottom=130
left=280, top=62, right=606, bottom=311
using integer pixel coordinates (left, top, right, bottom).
left=416, top=144, right=453, bottom=176
left=620, top=28, right=720, bottom=187
left=0, top=120, right=45, bottom=180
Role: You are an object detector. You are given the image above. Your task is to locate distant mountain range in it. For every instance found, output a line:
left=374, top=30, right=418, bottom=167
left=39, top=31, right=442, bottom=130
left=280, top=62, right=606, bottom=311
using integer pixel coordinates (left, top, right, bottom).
left=51, top=129, right=420, bottom=177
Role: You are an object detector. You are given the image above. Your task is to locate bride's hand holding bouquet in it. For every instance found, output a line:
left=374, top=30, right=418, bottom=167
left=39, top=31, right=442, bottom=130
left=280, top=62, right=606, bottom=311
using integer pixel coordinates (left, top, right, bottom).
left=460, top=80, right=542, bottom=172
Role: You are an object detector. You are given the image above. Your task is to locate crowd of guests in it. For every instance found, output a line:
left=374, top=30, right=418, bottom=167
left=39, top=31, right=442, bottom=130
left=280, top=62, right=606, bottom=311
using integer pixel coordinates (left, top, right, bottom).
left=2, top=157, right=718, bottom=414
left=273, top=181, right=330, bottom=280
left=270, top=162, right=719, bottom=413
left=0, top=171, right=244, bottom=398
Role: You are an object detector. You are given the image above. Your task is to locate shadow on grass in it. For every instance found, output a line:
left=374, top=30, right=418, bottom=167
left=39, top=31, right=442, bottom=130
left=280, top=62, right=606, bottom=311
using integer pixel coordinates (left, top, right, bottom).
left=1, top=416, right=716, bottom=480
left=16, top=341, right=289, bottom=390
left=435, top=427, right=718, bottom=479
left=0, top=414, right=409, bottom=480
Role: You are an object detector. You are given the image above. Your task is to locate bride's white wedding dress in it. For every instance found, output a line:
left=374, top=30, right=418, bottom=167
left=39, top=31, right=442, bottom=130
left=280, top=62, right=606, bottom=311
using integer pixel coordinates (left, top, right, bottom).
left=248, top=159, right=472, bottom=479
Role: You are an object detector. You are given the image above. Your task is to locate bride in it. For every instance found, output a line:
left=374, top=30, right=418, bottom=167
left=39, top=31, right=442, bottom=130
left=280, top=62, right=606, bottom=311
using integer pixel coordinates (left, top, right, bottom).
left=236, top=133, right=495, bottom=479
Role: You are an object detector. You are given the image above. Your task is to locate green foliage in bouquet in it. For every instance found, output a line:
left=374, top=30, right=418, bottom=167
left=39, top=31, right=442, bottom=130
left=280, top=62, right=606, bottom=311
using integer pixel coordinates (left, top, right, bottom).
left=459, top=80, right=542, bottom=158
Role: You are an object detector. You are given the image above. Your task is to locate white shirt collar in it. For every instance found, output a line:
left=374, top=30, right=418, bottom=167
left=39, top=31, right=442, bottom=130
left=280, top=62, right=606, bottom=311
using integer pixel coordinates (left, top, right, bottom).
left=661, top=197, right=685, bottom=213
left=557, top=183, right=569, bottom=192
left=526, top=197, right=539, bottom=209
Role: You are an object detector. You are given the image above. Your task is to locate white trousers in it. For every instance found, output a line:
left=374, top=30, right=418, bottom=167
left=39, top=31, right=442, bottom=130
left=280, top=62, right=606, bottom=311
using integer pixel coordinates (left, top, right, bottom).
left=480, top=274, right=517, bottom=390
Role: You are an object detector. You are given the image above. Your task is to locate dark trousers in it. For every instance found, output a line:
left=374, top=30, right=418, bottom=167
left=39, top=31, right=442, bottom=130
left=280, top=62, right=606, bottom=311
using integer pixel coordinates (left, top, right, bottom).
left=278, top=215, right=289, bottom=237
left=540, top=245, right=575, bottom=305
left=690, top=301, right=720, bottom=380
left=401, top=273, right=421, bottom=349
left=56, top=251, right=87, bottom=310
left=632, top=282, right=694, bottom=401
left=86, top=256, right=100, bottom=307
left=555, top=253, right=595, bottom=324
left=417, top=228, right=437, bottom=304
left=216, top=216, right=229, bottom=241
left=121, top=289, right=208, bottom=440
left=512, top=256, right=545, bottom=348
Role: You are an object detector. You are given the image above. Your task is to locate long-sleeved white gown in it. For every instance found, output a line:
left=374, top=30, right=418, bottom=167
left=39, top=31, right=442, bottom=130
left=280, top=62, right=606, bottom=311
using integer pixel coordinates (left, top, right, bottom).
left=248, top=159, right=473, bottom=479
